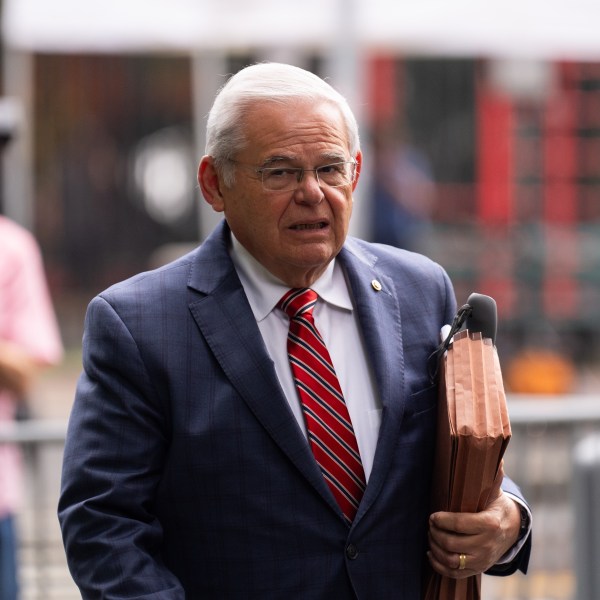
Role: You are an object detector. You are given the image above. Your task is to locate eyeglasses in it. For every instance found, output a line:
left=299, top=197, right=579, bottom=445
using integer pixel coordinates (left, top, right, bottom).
left=229, top=159, right=357, bottom=192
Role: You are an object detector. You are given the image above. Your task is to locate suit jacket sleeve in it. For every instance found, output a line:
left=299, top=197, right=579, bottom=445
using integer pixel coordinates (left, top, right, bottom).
left=58, top=295, right=185, bottom=599
left=489, top=478, right=532, bottom=576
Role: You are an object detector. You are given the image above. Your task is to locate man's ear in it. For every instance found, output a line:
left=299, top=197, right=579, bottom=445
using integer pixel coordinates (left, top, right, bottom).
left=198, top=156, right=225, bottom=212
left=352, top=151, right=363, bottom=192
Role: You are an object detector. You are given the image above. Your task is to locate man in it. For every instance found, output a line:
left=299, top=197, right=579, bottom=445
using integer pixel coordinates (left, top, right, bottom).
left=1, top=215, right=64, bottom=600
left=0, top=97, right=64, bottom=600
left=59, top=62, right=530, bottom=599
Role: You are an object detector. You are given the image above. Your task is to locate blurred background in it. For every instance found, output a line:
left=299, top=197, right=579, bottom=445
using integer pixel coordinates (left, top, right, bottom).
left=1, top=0, right=600, bottom=598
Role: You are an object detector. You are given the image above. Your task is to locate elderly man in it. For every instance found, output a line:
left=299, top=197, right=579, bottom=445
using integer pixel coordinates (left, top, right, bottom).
left=59, top=62, right=530, bottom=599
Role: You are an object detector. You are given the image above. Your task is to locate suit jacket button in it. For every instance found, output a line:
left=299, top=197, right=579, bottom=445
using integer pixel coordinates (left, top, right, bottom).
left=346, top=543, right=359, bottom=560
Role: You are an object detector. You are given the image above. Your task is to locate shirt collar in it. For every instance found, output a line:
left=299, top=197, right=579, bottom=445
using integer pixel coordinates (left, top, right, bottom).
left=229, top=234, right=353, bottom=322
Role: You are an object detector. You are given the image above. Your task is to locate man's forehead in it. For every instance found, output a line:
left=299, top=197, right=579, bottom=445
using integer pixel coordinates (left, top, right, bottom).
left=237, top=100, right=350, bottom=160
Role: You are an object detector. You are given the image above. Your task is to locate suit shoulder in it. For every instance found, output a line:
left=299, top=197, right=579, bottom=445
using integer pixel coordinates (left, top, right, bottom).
left=97, top=247, right=198, bottom=303
left=341, top=237, right=457, bottom=338
left=344, top=236, right=448, bottom=279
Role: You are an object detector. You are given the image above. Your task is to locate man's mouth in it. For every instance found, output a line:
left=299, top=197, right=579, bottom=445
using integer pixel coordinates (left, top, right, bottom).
left=291, top=223, right=327, bottom=230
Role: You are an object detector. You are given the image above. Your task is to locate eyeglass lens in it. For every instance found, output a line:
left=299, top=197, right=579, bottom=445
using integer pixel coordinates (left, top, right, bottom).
left=261, top=162, right=355, bottom=191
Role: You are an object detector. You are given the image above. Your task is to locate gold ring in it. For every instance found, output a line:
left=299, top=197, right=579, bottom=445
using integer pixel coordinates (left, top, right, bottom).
left=458, top=553, right=467, bottom=570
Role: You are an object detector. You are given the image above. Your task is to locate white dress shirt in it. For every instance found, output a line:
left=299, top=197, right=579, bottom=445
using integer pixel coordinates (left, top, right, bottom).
left=229, top=235, right=382, bottom=482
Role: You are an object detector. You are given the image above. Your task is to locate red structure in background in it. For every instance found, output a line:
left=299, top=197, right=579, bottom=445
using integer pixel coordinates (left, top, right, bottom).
left=367, top=55, right=399, bottom=129
left=542, top=70, right=579, bottom=319
left=475, top=85, right=517, bottom=315
left=367, top=56, right=600, bottom=353
left=476, top=88, right=515, bottom=226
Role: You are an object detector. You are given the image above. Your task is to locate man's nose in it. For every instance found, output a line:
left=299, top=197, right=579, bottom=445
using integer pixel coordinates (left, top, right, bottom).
left=293, top=169, right=323, bottom=203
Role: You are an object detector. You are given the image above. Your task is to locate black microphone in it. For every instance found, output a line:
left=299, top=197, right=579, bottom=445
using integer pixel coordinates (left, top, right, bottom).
left=465, top=293, right=497, bottom=344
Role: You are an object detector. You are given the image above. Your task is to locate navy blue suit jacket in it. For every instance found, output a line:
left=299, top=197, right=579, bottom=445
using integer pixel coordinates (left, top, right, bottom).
left=59, top=221, right=530, bottom=599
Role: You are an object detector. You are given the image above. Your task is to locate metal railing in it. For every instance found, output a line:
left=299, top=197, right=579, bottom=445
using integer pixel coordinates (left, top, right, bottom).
left=0, top=419, right=78, bottom=599
left=485, top=395, right=600, bottom=600
left=2, top=395, right=600, bottom=600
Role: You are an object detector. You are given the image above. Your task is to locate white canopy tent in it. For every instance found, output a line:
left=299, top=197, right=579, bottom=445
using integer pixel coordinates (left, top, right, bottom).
left=3, top=0, right=600, bottom=236
left=5, top=0, right=600, bottom=60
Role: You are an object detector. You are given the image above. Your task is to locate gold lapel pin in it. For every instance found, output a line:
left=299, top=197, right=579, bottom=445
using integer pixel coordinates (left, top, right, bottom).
left=371, top=279, right=382, bottom=292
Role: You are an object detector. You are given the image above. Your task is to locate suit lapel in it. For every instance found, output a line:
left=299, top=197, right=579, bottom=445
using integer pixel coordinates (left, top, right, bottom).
left=186, top=223, right=340, bottom=514
left=186, top=224, right=410, bottom=521
left=338, top=242, right=407, bottom=518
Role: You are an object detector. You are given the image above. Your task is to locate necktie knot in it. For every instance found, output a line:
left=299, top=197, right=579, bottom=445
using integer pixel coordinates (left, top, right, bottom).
left=278, top=288, right=317, bottom=320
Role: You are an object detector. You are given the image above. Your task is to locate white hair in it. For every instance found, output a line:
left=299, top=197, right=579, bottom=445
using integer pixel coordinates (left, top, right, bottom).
left=205, top=62, right=360, bottom=186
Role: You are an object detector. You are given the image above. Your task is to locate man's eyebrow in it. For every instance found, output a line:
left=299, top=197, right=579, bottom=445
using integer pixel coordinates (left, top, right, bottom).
left=261, top=155, right=298, bottom=167
left=261, top=152, right=349, bottom=167
left=321, top=151, right=349, bottom=162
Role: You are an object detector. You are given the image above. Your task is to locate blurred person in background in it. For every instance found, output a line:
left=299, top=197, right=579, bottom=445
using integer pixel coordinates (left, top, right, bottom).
left=372, top=126, right=436, bottom=253
left=0, top=99, right=64, bottom=600
left=59, top=63, right=530, bottom=599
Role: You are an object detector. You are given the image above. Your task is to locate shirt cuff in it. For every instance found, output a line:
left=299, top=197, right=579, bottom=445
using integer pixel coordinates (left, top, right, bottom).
left=496, top=493, right=532, bottom=564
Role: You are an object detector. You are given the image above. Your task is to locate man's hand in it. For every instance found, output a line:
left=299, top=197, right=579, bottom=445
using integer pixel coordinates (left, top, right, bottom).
left=0, top=341, right=39, bottom=398
left=427, top=491, right=521, bottom=579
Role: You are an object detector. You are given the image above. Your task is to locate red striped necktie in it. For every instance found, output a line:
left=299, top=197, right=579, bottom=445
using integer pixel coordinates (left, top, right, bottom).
left=278, top=288, right=366, bottom=523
